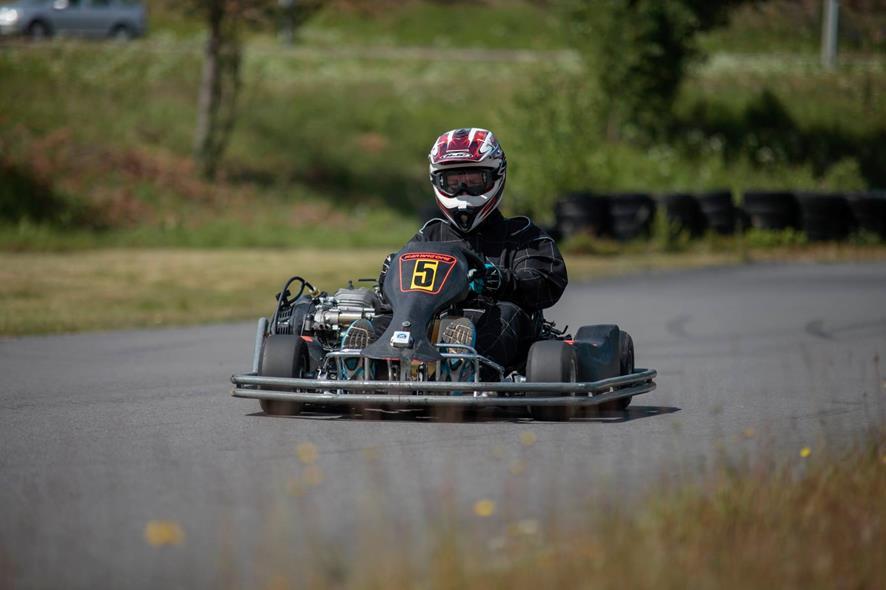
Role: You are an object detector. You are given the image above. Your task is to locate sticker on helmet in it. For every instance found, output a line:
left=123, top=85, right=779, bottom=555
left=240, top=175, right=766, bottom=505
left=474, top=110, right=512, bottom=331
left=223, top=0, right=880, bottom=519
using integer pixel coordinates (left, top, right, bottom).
left=399, top=253, right=458, bottom=294
left=440, top=152, right=472, bottom=160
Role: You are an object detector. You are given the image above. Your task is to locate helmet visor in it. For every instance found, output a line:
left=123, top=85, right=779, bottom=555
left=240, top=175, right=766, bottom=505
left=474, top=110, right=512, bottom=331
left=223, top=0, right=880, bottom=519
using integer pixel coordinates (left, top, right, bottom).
left=434, top=168, right=495, bottom=197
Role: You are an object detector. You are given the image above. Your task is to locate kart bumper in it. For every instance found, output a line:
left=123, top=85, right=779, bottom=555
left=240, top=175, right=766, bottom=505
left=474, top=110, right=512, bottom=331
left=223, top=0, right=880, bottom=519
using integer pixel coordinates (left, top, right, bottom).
left=230, top=368, right=656, bottom=408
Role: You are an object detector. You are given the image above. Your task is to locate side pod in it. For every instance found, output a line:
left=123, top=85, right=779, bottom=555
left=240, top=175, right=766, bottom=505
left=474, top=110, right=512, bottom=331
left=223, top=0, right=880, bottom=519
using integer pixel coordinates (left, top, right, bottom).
left=572, top=324, right=621, bottom=382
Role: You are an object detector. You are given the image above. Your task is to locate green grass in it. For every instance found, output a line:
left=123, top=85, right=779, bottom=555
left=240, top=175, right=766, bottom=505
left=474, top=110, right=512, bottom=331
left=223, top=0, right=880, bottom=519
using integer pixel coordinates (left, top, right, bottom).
left=3, top=243, right=885, bottom=336
left=299, top=0, right=567, bottom=50
left=0, top=1, right=884, bottom=246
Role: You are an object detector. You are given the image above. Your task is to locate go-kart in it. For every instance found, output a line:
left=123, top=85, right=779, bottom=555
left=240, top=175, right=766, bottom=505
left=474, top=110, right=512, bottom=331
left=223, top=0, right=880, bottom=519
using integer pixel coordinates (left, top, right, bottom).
left=231, top=242, right=656, bottom=420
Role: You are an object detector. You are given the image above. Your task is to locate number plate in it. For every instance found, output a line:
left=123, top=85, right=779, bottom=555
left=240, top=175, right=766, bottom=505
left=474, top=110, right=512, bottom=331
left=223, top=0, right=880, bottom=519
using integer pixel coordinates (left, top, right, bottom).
left=390, top=331, right=413, bottom=348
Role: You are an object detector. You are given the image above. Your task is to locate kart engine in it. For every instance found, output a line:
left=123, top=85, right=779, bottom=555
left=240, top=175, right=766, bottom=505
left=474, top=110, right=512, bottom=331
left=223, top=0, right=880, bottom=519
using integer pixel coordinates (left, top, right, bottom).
left=273, top=286, right=382, bottom=349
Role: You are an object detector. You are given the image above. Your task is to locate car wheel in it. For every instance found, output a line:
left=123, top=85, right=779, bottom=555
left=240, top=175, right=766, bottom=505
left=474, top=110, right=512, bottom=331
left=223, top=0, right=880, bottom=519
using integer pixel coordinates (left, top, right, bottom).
left=110, top=24, right=135, bottom=41
left=26, top=20, right=51, bottom=40
left=258, top=334, right=308, bottom=416
left=526, top=340, right=577, bottom=421
left=600, top=331, right=634, bottom=412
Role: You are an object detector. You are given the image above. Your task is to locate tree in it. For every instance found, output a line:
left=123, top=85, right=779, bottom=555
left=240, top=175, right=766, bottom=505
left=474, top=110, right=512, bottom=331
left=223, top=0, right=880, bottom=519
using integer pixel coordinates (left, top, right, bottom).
left=562, top=0, right=753, bottom=141
left=193, top=0, right=243, bottom=180
left=188, top=0, right=323, bottom=180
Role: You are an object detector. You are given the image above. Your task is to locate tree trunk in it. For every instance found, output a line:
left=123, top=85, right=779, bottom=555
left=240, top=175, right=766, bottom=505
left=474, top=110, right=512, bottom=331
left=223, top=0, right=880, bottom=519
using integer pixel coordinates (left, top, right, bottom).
left=194, top=0, right=241, bottom=180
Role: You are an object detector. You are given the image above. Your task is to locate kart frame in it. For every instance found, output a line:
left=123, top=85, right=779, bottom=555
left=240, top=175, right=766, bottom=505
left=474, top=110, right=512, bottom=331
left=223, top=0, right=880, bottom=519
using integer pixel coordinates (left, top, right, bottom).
left=231, top=319, right=657, bottom=409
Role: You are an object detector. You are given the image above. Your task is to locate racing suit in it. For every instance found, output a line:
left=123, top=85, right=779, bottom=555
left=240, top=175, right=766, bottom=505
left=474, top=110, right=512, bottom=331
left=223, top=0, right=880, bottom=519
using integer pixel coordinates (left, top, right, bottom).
left=378, top=210, right=568, bottom=371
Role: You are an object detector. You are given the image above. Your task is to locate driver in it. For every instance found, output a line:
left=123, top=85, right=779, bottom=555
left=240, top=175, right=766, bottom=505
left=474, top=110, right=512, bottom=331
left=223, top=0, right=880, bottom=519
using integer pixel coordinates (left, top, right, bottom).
left=348, top=127, right=568, bottom=373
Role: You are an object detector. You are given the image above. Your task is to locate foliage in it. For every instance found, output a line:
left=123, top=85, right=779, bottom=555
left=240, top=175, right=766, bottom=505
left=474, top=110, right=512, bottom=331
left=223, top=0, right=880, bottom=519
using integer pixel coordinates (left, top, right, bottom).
left=0, top=2, right=884, bottom=246
left=560, top=0, right=749, bottom=140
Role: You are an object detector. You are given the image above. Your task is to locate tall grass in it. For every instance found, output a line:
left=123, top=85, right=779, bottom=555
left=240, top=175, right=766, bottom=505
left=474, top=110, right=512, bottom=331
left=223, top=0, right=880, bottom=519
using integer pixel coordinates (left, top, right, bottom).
left=231, top=430, right=886, bottom=589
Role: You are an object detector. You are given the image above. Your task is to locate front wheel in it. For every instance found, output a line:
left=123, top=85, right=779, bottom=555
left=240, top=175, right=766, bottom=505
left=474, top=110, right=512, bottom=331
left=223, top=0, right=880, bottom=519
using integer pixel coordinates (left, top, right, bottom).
left=599, top=331, right=634, bottom=412
left=258, top=334, right=308, bottom=416
left=526, top=340, right=577, bottom=421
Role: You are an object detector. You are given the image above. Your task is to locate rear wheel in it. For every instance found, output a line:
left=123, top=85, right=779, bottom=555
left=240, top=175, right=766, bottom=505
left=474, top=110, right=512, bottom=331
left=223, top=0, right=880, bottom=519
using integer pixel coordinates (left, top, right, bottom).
left=110, top=24, right=135, bottom=41
left=599, top=331, right=634, bottom=412
left=259, top=334, right=308, bottom=416
left=526, top=340, right=577, bottom=421
left=26, top=20, right=51, bottom=40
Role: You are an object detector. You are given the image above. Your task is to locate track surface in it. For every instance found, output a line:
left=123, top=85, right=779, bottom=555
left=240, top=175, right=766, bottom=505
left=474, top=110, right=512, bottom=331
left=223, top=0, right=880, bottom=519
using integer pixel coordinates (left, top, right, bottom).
left=2, top=262, right=884, bottom=588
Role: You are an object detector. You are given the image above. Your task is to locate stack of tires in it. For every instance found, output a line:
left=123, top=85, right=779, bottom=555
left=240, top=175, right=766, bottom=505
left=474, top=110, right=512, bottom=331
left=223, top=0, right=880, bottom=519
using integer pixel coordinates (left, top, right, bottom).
left=697, top=190, right=739, bottom=235
left=608, top=192, right=657, bottom=241
left=847, top=191, right=886, bottom=239
left=741, top=190, right=800, bottom=231
left=554, top=192, right=611, bottom=239
left=552, top=189, right=886, bottom=243
left=795, top=191, right=854, bottom=241
left=659, top=192, right=707, bottom=238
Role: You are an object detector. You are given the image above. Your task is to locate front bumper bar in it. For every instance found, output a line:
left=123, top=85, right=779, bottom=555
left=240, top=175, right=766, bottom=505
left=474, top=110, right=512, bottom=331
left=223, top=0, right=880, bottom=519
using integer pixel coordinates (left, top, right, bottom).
left=230, top=368, right=656, bottom=408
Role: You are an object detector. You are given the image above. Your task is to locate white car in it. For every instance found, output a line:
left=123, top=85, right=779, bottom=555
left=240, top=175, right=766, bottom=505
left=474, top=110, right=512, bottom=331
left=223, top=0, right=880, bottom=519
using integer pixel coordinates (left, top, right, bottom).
left=0, top=0, right=146, bottom=40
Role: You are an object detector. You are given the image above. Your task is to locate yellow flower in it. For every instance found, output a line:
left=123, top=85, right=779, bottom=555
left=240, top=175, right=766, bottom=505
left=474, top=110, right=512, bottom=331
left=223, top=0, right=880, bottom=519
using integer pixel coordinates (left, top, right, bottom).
left=519, top=432, right=537, bottom=447
left=473, top=499, right=496, bottom=517
left=800, top=447, right=812, bottom=458
left=144, top=521, right=185, bottom=547
left=296, top=442, right=318, bottom=465
left=743, top=427, right=755, bottom=439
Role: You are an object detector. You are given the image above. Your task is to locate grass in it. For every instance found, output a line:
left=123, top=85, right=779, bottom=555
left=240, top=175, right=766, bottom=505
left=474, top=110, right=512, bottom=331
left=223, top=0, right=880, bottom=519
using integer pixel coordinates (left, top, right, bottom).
left=3, top=242, right=886, bottom=336
left=1, top=4, right=884, bottom=239
left=0, top=248, right=388, bottom=335
left=220, top=429, right=886, bottom=588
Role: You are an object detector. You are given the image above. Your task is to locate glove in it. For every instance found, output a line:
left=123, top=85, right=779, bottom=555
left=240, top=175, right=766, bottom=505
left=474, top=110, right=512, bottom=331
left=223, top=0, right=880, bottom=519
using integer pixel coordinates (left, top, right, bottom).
left=482, top=260, right=510, bottom=294
left=469, top=259, right=510, bottom=296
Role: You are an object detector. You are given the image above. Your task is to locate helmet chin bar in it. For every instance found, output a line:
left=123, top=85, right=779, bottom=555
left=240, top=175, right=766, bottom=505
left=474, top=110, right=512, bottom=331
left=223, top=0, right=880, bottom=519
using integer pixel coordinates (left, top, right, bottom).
left=457, top=212, right=474, bottom=232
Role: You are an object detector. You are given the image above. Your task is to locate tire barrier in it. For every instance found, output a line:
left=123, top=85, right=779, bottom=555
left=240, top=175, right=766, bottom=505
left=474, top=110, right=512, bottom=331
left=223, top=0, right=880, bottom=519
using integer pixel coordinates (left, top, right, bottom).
left=554, top=192, right=611, bottom=239
left=661, top=192, right=707, bottom=238
left=608, top=192, right=657, bottom=241
left=552, top=189, right=883, bottom=243
left=847, top=191, right=886, bottom=239
left=742, top=190, right=800, bottom=230
left=796, top=191, right=854, bottom=242
left=697, top=190, right=738, bottom=235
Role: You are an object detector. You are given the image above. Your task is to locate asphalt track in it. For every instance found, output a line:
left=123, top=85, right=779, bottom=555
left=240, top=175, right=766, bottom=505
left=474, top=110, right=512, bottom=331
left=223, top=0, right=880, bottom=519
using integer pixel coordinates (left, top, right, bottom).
left=2, top=261, right=884, bottom=588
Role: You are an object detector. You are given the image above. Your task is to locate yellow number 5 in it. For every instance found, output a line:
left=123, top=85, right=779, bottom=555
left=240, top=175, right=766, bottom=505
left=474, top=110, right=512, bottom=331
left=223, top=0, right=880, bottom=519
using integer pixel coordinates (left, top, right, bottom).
left=410, top=260, right=439, bottom=291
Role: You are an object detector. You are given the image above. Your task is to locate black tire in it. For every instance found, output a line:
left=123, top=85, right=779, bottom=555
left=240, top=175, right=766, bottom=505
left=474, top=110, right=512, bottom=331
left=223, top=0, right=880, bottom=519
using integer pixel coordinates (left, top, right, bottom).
left=847, top=191, right=886, bottom=239
left=797, top=192, right=852, bottom=242
left=599, top=331, right=634, bottom=412
left=109, top=24, right=136, bottom=41
left=526, top=340, right=577, bottom=421
left=26, top=20, right=52, bottom=40
left=742, top=190, right=800, bottom=230
left=697, top=190, right=737, bottom=235
left=555, top=192, right=611, bottom=239
left=660, top=193, right=706, bottom=238
left=608, top=193, right=656, bottom=241
left=258, top=334, right=308, bottom=416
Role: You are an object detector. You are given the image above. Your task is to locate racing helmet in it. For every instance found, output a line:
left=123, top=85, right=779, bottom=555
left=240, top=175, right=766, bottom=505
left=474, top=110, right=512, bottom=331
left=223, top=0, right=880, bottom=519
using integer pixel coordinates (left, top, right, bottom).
left=429, top=128, right=507, bottom=233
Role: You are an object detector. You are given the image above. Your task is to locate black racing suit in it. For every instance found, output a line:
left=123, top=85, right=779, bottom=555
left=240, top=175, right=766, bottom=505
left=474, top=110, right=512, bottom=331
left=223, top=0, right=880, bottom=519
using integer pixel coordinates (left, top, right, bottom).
left=378, top=210, right=568, bottom=371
